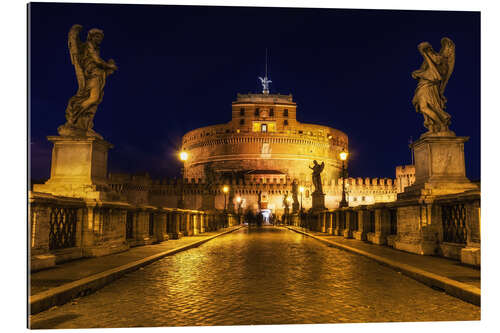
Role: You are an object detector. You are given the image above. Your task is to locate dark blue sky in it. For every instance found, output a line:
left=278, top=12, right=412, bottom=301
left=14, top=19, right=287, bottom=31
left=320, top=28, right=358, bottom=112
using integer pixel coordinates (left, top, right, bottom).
left=28, top=3, right=480, bottom=181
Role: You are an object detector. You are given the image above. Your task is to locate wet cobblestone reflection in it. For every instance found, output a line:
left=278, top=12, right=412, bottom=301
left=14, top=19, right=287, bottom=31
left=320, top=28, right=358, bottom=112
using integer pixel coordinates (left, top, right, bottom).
left=30, top=226, right=480, bottom=328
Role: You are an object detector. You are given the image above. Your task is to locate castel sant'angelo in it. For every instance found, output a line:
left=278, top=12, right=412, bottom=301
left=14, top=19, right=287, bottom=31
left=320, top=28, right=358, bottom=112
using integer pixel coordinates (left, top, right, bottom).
left=107, top=77, right=414, bottom=219
left=181, top=91, right=347, bottom=187
left=164, top=79, right=415, bottom=217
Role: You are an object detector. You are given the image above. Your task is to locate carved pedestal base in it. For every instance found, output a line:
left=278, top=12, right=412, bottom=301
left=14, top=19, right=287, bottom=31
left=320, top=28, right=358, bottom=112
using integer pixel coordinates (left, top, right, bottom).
left=372, top=232, right=387, bottom=245
left=311, top=192, right=326, bottom=211
left=398, top=133, right=478, bottom=200
left=353, top=230, right=366, bottom=241
left=461, top=247, right=480, bottom=266
left=33, top=135, right=116, bottom=200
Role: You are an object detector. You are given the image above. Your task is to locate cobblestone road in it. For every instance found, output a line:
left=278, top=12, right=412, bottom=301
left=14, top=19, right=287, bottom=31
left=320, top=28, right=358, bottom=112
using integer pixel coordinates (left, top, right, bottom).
left=30, top=226, right=480, bottom=328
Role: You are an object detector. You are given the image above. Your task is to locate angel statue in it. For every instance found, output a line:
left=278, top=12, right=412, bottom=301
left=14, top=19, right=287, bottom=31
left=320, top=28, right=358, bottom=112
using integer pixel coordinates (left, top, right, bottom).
left=258, top=76, right=272, bottom=94
left=58, top=25, right=118, bottom=138
left=411, top=37, right=455, bottom=134
left=309, top=160, right=325, bottom=194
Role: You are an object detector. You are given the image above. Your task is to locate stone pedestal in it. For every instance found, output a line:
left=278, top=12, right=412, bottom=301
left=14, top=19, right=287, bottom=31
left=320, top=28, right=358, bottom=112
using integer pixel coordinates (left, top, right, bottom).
left=461, top=247, right=480, bottom=266
left=34, top=135, right=115, bottom=200
left=311, top=192, right=326, bottom=210
left=399, top=133, right=477, bottom=199
left=394, top=132, right=480, bottom=257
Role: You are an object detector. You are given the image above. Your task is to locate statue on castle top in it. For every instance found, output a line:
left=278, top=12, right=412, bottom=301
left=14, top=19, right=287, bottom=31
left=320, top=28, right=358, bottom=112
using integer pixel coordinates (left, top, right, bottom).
left=258, top=76, right=272, bottom=94
left=411, top=37, right=455, bottom=134
left=58, top=24, right=118, bottom=138
left=310, top=160, right=325, bottom=194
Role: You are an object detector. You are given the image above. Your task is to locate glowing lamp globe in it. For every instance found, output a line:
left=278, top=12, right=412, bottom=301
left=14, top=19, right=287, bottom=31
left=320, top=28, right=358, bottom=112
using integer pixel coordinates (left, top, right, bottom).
left=179, top=151, right=188, bottom=161
left=339, top=151, right=348, bottom=161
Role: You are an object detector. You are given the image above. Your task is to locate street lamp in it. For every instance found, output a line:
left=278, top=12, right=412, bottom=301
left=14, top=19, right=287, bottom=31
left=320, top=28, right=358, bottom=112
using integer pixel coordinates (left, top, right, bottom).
left=236, top=196, right=242, bottom=223
left=223, top=185, right=229, bottom=212
left=286, top=196, right=293, bottom=225
left=178, top=150, right=188, bottom=208
left=339, top=149, right=349, bottom=208
left=299, top=186, right=305, bottom=228
left=299, top=186, right=304, bottom=212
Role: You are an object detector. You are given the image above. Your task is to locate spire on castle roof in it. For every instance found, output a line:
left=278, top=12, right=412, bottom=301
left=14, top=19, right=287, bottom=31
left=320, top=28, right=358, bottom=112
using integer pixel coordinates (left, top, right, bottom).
left=258, top=48, right=271, bottom=94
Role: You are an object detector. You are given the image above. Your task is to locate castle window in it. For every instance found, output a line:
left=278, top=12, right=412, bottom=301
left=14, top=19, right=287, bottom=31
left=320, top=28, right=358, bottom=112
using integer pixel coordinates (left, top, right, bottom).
left=261, top=124, right=267, bottom=132
left=240, top=108, right=245, bottom=116
left=284, top=109, right=288, bottom=117
left=240, top=119, right=245, bottom=125
left=284, top=120, right=288, bottom=126
left=255, top=108, right=259, bottom=116
left=298, top=130, right=303, bottom=134
left=270, top=108, right=274, bottom=116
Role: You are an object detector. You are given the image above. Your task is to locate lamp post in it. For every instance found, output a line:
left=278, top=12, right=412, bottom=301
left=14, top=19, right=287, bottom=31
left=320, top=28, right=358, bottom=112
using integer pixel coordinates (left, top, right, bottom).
left=299, top=186, right=305, bottom=229
left=299, top=186, right=304, bottom=211
left=222, top=185, right=229, bottom=228
left=178, top=150, right=188, bottom=209
left=286, top=196, right=292, bottom=225
left=223, top=185, right=229, bottom=212
left=339, top=150, right=349, bottom=208
left=236, top=196, right=242, bottom=223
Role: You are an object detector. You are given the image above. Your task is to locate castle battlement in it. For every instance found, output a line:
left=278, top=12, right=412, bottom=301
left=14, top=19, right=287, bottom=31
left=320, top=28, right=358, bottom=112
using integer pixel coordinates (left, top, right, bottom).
left=235, top=93, right=294, bottom=104
left=108, top=173, right=398, bottom=193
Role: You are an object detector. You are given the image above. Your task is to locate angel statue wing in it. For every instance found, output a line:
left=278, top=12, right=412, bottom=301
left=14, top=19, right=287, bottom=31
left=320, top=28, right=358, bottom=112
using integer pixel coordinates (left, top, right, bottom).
left=439, top=37, right=455, bottom=97
left=68, top=24, right=85, bottom=95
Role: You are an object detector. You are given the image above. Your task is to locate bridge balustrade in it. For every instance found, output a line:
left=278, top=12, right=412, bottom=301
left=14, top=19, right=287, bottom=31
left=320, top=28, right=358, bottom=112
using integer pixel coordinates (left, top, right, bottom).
left=29, top=191, right=233, bottom=271
left=292, top=189, right=480, bottom=266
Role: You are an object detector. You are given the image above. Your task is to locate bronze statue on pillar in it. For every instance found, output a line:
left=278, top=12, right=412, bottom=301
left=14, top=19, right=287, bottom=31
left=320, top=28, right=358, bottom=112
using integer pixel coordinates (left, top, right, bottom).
left=310, top=160, right=326, bottom=210
left=310, top=160, right=325, bottom=194
left=58, top=24, right=118, bottom=139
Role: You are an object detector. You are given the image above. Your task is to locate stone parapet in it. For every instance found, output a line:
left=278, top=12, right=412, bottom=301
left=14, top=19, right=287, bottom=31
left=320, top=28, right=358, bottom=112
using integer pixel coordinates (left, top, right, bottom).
left=291, top=189, right=480, bottom=266
left=29, top=191, right=234, bottom=271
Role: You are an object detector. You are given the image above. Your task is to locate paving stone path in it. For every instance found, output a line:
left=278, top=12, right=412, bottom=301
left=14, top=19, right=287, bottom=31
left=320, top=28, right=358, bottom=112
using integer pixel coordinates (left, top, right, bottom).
left=30, top=226, right=480, bottom=328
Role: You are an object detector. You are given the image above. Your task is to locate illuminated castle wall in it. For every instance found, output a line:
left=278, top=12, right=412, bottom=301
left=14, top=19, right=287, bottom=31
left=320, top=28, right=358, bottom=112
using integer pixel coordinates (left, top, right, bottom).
left=181, top=93, right=348, bottom=185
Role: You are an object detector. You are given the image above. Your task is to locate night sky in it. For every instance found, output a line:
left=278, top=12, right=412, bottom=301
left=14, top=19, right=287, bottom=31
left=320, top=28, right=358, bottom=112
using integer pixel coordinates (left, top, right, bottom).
left=28, top=3, right=480, bottom=181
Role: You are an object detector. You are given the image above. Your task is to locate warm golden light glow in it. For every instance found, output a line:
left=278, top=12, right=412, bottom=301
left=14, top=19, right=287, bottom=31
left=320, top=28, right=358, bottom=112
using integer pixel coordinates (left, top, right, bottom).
left=339, top=151, right=348, bottom=161
left=286, top=197, right=293, bottom=203
left=299, top=186, right=305, bottom=193
left=236, top=196, right=241, bottom=203
left=223, top=186, right=229, bottom=193
left=179, top=151, right=188, bottom=161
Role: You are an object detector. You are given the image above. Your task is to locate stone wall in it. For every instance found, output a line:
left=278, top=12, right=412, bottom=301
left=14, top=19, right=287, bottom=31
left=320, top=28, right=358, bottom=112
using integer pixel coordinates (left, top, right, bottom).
left=109, top=173, right=400, bottom=218
left=180, top=92, right=348, bottom=184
